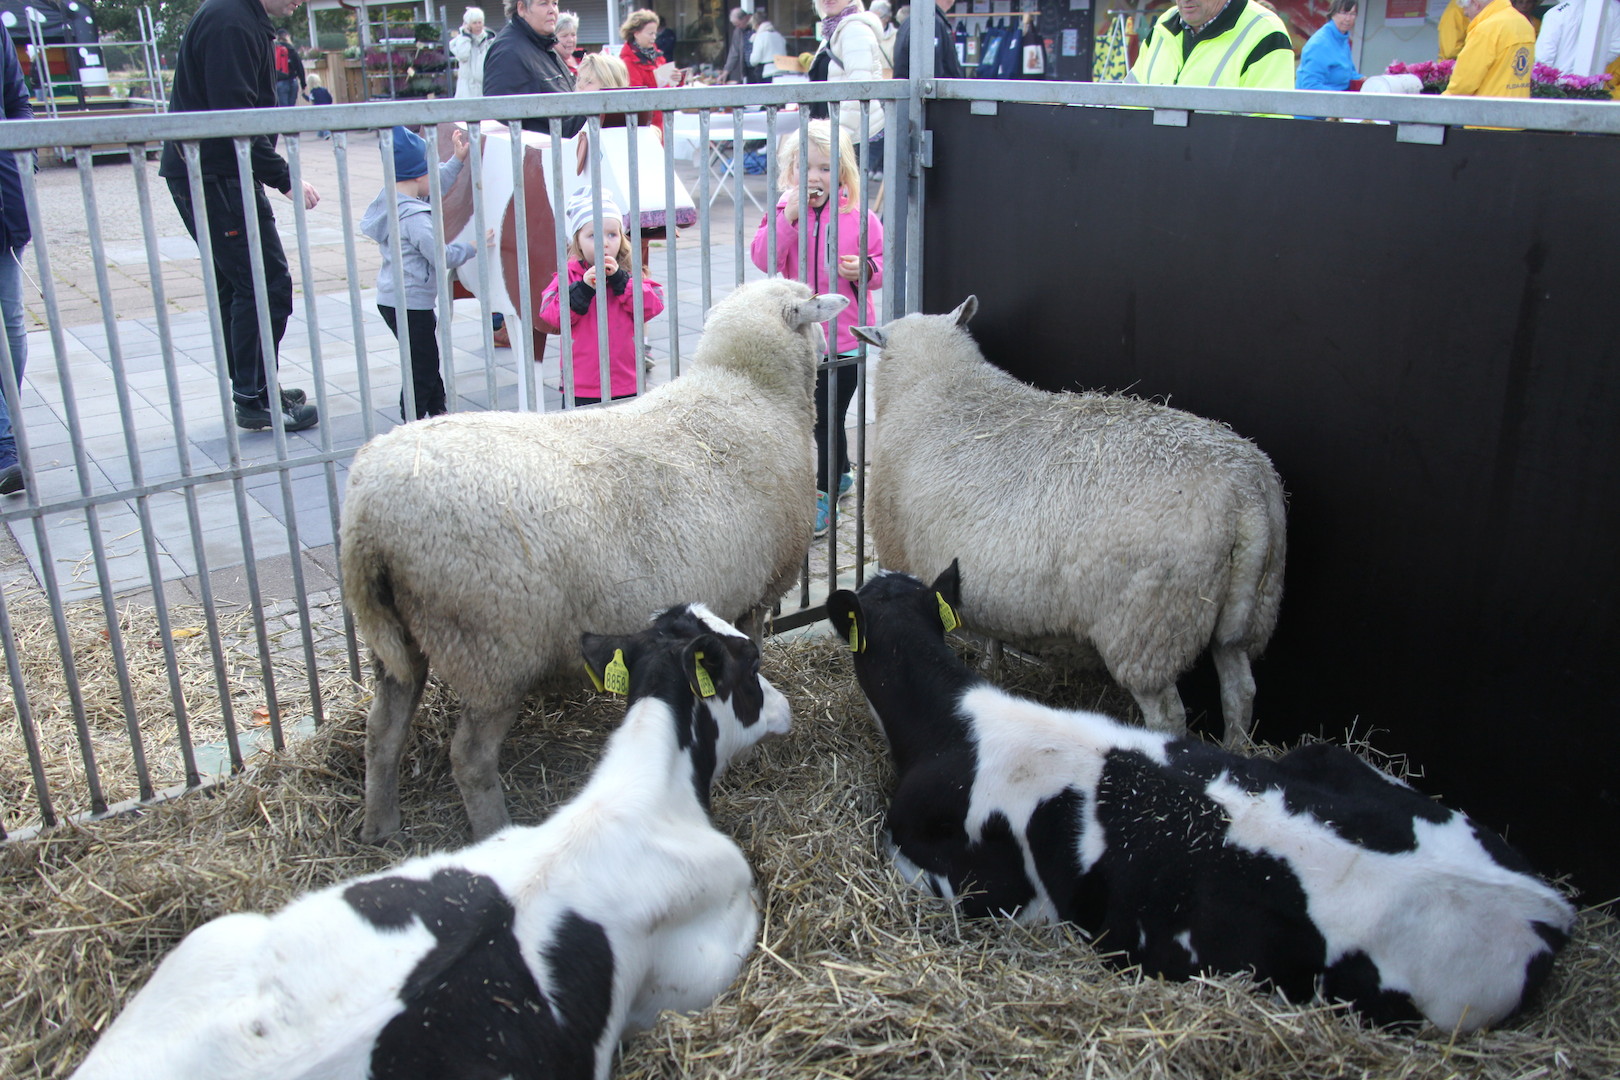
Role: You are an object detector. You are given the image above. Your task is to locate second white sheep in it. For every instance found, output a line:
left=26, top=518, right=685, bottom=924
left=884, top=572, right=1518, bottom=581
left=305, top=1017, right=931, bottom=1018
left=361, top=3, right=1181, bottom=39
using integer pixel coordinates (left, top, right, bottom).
left=854, top=297, right=1286, bottom=746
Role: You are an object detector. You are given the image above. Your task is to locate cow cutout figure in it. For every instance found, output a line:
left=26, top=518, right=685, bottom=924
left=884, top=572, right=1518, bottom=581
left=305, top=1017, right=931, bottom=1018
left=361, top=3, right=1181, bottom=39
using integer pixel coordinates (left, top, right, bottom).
left=827, top=562, right=1574, bottom=1033
left=71, top=604, right=790, bottom=1080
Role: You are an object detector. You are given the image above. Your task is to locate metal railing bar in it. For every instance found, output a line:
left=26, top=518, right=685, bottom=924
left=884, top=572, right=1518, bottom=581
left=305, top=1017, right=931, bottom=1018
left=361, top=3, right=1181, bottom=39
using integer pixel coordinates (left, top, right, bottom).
left=180, top=140, right=251, bottom=773
left=78, top=145, right=185, bottom=797
left=18, top=154, right=111, bottom=814
left=278, top=135, right=326, bottom=730
left=928, top=77, right=1620, bottom=134
left=509, top=120, right=539, bottom=411
left=129, top=140, right=243, bottom=775
left=332, top=132, right=378, bottom=443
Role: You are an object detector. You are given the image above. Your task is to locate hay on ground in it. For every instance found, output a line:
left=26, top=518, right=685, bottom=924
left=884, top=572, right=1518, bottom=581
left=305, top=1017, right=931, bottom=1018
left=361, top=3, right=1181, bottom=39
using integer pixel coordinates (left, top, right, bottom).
left=2, top=631, right=1615, bottom=1080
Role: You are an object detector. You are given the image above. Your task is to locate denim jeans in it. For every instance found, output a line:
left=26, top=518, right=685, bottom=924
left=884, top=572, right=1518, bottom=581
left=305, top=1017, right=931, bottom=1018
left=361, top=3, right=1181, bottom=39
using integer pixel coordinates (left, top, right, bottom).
left=0, top=244, right=28, bottom=469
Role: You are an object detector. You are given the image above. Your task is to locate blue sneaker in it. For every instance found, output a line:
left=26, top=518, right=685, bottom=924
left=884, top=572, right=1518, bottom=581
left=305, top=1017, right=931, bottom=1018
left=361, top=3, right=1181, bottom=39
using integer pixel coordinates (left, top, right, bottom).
left=837, top=471, right=854, bottom=498
left=814, top=492, right=831, bottom=538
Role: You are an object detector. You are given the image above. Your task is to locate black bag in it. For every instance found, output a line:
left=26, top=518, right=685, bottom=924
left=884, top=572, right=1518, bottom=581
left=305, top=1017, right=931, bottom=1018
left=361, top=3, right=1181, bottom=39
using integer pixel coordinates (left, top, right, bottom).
left=807, top=48, right=832, bottom=119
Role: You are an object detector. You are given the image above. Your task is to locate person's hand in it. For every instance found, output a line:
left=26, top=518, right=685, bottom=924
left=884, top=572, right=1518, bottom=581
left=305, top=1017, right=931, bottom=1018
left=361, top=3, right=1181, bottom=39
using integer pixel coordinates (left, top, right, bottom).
left=781, top=195, right=799, bottom=225
left=452, top=127, right=471, bottom=162
left=837, top=254, right=862, bottom=282
left=485, top=228, right=497, bottom=248
left=296, top=181, right=319, bottom=210
left=582, top=264, right=598, bottom=288
left=601, top=254, right=618, bottom=277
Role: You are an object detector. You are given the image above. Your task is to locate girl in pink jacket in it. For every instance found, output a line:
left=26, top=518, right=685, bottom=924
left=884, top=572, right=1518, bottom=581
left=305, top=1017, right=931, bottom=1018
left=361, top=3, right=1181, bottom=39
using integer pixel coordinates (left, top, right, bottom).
left=750, top=119, right=884, bottom=536
left=540, top=190, right=665, bottom=406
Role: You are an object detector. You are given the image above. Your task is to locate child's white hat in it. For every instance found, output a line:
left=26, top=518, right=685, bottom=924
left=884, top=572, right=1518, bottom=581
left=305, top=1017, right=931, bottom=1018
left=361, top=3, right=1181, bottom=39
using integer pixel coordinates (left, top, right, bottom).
left=565, top=189, right=623, bottom=240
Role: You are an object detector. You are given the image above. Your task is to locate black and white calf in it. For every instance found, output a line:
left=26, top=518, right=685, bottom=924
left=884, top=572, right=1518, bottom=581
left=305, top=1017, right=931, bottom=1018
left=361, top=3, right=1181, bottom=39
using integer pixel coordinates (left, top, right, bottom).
left=71, top=604, right=791, bottom=1080
left=827, top=564, right=1575, bottom=1032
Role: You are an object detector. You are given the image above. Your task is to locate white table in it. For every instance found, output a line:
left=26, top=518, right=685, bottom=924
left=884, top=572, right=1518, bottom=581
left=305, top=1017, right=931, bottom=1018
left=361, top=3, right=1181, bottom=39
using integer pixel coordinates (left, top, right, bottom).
left=669, top=108, right=790, bottom=213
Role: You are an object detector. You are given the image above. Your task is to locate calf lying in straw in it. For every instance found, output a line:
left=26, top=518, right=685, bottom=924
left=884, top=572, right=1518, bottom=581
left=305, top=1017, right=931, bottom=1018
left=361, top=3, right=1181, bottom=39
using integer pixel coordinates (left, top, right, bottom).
left=71, top=604, right=790, bottom=1080
left=827, top=563, right=1574, bottom=1032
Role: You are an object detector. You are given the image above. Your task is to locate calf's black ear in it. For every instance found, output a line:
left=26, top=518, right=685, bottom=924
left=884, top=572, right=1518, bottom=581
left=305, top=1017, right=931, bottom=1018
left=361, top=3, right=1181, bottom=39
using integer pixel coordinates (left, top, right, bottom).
left=683, top=634, right=725, bottom=699
left=931, top=560, right=963, bottom=634
left=825, top=589, right=866, bottom=654
left=581, top=632, right=633, bottom=695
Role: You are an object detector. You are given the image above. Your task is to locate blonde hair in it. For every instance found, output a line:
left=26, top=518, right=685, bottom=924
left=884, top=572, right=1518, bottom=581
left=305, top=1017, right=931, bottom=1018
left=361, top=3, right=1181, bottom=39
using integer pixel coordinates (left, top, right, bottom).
left=775, top=120, right=862, bottom=206
left=305, top=73, right=322, bottom=88
left=576, top=52, right=629, bottom=88
left=620, top=9, right=659, bottom=40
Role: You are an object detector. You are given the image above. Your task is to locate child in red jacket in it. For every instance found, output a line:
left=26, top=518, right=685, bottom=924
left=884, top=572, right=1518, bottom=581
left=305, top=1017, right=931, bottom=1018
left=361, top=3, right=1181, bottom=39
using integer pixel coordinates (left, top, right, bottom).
left=540, top=190, right=665, bottom=407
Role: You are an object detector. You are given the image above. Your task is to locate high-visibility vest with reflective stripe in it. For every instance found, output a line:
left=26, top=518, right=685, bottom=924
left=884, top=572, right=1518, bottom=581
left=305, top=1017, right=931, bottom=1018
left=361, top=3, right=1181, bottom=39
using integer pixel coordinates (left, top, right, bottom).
left=1130, top=3, right=1295, bottom=90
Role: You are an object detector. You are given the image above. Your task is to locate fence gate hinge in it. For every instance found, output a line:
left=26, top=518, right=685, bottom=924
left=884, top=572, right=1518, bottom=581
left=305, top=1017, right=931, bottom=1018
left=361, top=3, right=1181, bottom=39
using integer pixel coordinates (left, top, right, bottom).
left=920, top=129, right=934, bottom=168
left=1152, top=109, right=1190, bottom=127
left=970, top=100, right=999, bottom=116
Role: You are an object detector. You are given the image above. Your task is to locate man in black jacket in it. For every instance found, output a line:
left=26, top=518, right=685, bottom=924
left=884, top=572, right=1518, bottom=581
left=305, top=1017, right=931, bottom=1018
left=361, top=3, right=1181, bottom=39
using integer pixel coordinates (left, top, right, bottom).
left=893, top=0, right=964, bottom=79
left=159, top=0, right=320, bottom=432
left=482, top=0, right=587, bottom=137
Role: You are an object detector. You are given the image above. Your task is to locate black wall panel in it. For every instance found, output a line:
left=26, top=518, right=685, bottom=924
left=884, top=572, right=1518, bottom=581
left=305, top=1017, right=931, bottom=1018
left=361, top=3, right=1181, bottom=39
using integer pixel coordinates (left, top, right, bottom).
left=922, top=99, right=1618, bottom=902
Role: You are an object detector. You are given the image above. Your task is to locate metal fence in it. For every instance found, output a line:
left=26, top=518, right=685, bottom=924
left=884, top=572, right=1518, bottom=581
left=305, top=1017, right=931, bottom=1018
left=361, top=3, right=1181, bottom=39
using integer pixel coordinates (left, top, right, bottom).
left=2, top=72, right=1615, bottom=841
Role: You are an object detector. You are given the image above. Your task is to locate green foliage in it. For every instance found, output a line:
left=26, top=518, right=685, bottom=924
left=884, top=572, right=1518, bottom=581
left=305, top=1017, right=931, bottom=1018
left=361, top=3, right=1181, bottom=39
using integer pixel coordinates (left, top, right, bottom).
left=95, top=0, right=206, bottom=55
left=317, top=31, right=350, bottom=51
left=413, top=22, right=442, bottom=42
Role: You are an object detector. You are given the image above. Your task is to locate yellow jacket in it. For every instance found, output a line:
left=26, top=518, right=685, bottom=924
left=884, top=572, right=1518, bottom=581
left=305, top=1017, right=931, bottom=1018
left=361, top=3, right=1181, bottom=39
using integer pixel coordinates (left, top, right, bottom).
left=1438, top=1, right=1470, bottom=60
left=1443, top=0, right=1535, bottom=98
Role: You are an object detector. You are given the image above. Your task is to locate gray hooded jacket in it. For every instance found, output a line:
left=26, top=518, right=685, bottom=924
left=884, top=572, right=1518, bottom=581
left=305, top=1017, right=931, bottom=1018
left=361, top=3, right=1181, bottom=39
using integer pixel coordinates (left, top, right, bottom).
left=360, top=157, right=477, bottom=310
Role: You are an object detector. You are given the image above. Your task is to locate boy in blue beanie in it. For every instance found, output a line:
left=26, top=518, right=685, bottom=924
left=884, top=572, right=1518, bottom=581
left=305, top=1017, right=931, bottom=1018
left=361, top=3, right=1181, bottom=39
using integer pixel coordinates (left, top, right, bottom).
left=360, top=125, right=484, bottom=420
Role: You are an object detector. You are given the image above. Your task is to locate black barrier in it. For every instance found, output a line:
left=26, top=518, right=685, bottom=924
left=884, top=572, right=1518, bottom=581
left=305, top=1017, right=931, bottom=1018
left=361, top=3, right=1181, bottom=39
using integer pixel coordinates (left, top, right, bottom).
left=924, top=99, right=1619, bottom=904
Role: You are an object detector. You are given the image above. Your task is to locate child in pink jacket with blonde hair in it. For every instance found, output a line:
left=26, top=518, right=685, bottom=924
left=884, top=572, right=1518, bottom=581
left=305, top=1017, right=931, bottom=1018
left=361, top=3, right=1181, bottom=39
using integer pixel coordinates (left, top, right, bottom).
left=749, top=119, right=884, bottom=536
left=540, top=190, right=666, bottom=407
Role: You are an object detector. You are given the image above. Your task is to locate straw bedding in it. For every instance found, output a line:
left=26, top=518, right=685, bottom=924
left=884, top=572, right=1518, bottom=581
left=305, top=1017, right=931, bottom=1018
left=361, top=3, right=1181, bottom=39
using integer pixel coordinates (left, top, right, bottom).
left=2, top=614, right=1616, bottom=1080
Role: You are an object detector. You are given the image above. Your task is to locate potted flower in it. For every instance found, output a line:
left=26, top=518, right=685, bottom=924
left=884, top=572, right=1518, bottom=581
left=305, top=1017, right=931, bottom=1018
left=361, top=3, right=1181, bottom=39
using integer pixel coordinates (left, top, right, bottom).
left=1385, top=59, right=1455, bottom=93
left=1530, top=62, right=1615, bottom=99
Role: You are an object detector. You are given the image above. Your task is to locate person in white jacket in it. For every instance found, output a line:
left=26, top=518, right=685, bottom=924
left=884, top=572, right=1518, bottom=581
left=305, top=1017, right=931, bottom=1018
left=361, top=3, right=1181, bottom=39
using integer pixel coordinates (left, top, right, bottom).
left=811, top=0, right=889, bottom=149
left=750, top=15, right=789, bottom=80
left=1535, top=0, right=1620, bottom=74
left=449, top=7, right=496, bottom=98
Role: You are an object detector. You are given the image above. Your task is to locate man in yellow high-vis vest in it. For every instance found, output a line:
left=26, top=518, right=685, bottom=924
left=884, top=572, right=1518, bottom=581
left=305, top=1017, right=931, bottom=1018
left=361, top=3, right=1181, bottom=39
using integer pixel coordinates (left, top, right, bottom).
left=1443, top=0, right=1535, bottom=97
left=1128, top=0, right=1296, bottom=89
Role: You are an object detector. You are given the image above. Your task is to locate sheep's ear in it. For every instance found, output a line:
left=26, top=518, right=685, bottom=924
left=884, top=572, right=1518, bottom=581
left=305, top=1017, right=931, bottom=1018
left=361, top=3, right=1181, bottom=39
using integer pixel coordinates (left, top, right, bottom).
left=853, top=325, right=887, bottom=350
left=825, top=590, right=867, bottom=654
left=581, top=633, right=632, bottom=695
left=931, top=560, right=963, bottom=632
left=792, top=293, right=850, bottom=330
left=951, top=296, right=978, bottom=326
left=683, top=635, right=725, bottom=699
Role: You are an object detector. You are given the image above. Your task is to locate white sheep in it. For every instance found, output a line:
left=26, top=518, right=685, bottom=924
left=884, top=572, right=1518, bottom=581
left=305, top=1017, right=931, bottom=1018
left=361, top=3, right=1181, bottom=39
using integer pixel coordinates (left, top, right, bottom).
left=342, top=278, right=848, bottom=841
left=853, top=296, right=1286, bottom=746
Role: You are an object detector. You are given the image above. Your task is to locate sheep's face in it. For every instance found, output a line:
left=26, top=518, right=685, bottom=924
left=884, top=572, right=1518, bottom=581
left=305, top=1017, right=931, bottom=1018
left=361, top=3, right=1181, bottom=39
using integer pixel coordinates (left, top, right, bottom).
left=697, top=279, right=849, bottom=408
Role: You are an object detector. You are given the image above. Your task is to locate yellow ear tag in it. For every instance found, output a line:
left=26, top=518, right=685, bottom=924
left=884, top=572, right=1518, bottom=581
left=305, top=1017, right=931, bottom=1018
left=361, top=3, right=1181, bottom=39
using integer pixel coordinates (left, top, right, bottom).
left=936, top=592, right=961, bottom=633
left=692, top=650, right=717, bottom=698
left=604, top=649, right=631, bottom=696
left=847, top=616, right=862, bottom=654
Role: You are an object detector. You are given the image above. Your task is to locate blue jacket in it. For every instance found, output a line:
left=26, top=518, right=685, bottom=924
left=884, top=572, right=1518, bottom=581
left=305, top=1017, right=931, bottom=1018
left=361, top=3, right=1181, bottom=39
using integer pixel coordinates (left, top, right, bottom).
left=0, top=39, right=33, bottom=250
left=1297, top=21, right=1360, bottom=91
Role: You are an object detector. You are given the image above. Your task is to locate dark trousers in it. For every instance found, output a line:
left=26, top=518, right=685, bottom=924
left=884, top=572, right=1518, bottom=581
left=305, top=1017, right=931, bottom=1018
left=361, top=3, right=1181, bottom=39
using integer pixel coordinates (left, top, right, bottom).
left=168, top=176, right=293, bottom=410
left=815, top=359, right=858, bottom=492
left=378, top=305, right=448, bottom=420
